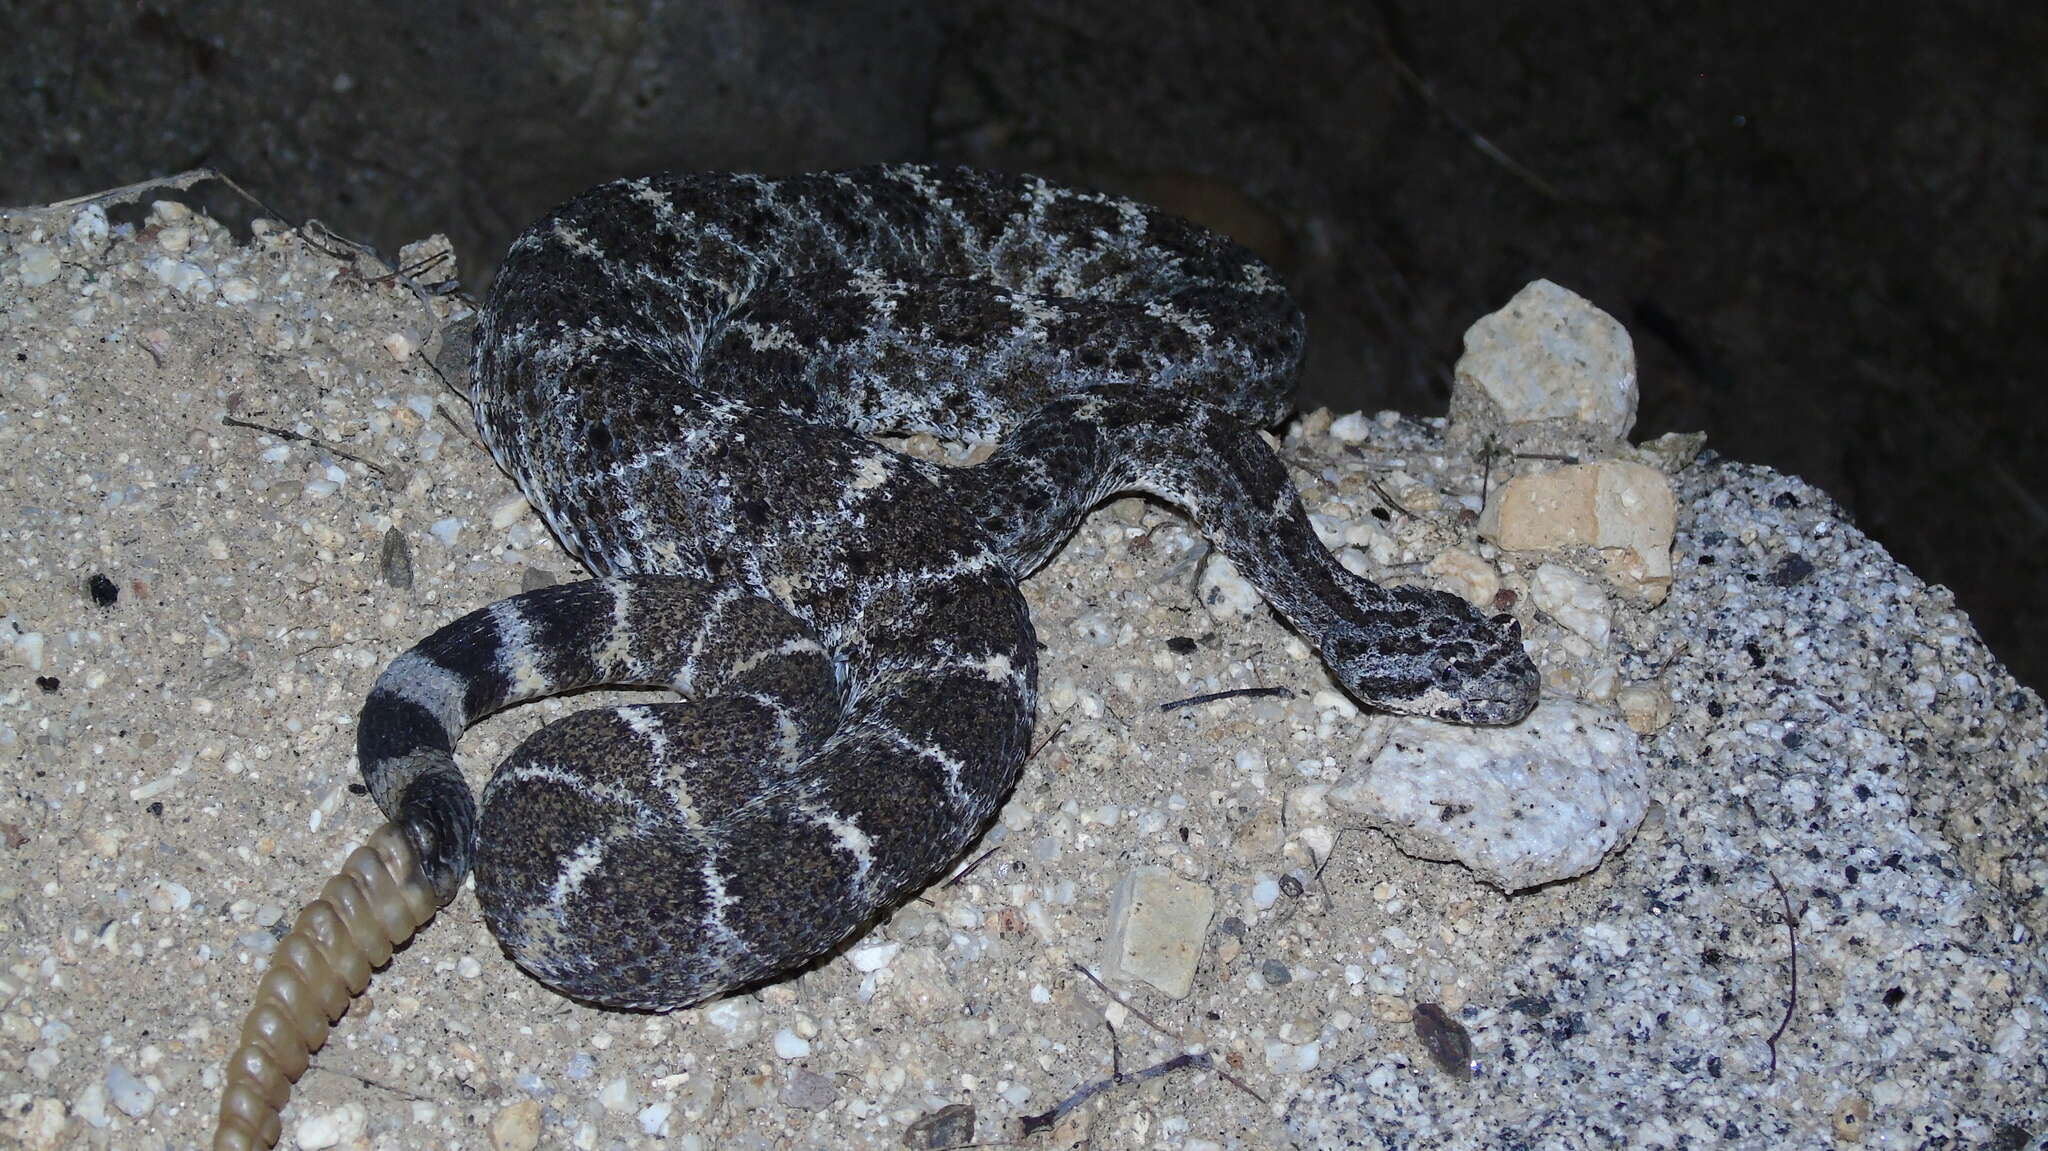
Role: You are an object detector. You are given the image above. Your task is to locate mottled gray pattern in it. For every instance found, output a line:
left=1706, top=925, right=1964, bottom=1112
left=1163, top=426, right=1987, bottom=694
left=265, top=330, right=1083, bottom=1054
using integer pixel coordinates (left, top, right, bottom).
left=353, top=165, right=1538, bottom=1011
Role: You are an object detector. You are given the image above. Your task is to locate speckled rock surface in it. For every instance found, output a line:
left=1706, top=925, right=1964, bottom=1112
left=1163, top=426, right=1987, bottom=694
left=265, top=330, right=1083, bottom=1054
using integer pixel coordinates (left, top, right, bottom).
left=1, top=188, right=2042, bottom=1150
left=1331, top=699, right=1648, bottom=892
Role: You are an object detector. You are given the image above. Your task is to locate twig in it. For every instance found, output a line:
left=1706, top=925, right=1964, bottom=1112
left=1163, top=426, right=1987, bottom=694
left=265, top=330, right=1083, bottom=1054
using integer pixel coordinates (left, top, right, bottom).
left=1366, top=475, right=1414, bottom=520
left=1158, top=685, right=1292, bottom=712
left=1019, top=1052, right=1212, bottom=1135
left=0, top=167, right=286, bottom=223
left=1764, top=868, right=1798, bottom=1077
left=944, top=844, right=1001, bottom=888
left=435, top=401, right=491, bottom=454
left=221, top=415, right=389, bottom=475
left=309, top=1064, right=433, bottom=1104
left=301, top=220, right=454, bottom=326
left=1070, top=963, right=1179, bottom=1043
left=1383, top=53, right=1566, bottom=203
left=1213, top=1066, right=1266, bottom=1105
left=1026, top=717, right=1072, bottom=761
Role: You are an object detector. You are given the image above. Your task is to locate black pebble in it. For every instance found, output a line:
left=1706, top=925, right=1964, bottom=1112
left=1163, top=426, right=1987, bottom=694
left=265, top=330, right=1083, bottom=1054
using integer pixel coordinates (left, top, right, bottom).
left=380, top=527, right=414, bottom=589
left=1768, top=555, right=1815, bottom=587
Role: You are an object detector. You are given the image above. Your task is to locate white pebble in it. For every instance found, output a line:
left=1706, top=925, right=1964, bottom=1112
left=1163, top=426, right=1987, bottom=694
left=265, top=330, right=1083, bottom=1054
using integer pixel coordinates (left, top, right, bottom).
left=74, top=1080, right=111, bottom=1128
left=1530, top=562, right=1612, bottom=648
left=704, top=998, right=760, bottom=1037
left=429, top=517, right=464, bottom=547
left=848, top=941, right=901, bottom=972
left=16, top=632, right=49, bottom=672
left=637, top=1102, right=673, bottom=1136
left=773, top=1028, right=812, bottom=1059
left=293, top=1102, right=368, bottom=1149
left=106, top=1062, right=155, bottom=1117
left=1198, top=553, right=1260, bottom=621
left=598, top=1076, right=637, bottom=1114
left=491, top=495, right=534, bottom=530
left=69, top=205, right=109, bottom=249
left=145, top=880, right=192, bottom=914
left=18, top=246, right=61, bottom=286
left=1069, top=611, right=1118, bottom=646
left=1252, top=875, right=1282, bottom=909
left=148, top=256, right=213, bottom=295
left=1329, top=411, right=1372, bottom=443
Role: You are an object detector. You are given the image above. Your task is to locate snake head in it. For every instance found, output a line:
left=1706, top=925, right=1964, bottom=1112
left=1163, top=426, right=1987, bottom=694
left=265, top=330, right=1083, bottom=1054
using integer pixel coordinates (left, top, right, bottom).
left=1320, top=586, right=1540, bottom=726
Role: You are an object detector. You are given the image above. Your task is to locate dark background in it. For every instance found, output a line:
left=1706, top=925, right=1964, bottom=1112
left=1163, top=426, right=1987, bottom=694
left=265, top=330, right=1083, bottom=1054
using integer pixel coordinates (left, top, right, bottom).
left=7, top=1, right=2042, bottom=689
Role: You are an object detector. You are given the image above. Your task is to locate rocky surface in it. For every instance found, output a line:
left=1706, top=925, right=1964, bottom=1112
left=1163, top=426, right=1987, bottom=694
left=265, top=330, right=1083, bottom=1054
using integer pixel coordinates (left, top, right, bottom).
left=1, top=186, right=2041, bottom=1150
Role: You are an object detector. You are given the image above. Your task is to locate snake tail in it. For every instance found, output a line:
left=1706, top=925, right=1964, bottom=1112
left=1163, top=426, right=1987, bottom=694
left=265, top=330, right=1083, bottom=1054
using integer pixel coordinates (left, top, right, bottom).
left=212, top=822, right=440, bottom=1151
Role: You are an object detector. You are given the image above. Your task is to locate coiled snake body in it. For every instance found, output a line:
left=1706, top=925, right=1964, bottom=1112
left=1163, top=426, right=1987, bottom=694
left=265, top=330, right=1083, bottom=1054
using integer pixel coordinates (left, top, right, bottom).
left=215, top=165, right=1538, bottom=1148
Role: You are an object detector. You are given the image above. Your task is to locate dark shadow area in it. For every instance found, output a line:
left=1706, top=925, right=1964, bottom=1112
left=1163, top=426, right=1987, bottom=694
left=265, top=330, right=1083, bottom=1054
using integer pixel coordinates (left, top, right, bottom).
left=4, top=0, right=2041, bottom=687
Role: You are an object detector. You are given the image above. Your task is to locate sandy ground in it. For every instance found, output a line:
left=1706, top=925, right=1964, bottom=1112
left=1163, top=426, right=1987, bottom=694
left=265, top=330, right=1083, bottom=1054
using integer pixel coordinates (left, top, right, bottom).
left=2, top=184, right=2042, bottom=1150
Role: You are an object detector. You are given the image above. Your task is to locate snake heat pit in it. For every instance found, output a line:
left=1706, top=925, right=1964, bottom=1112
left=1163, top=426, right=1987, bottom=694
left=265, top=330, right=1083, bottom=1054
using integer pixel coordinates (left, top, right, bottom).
left=213, top=165, right=1538, bottom=1148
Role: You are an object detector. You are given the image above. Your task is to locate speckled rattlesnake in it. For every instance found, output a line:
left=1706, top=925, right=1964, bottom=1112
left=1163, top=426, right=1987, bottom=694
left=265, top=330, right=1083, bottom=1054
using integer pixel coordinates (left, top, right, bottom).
left=214, top=164, right=1538, bottom=1148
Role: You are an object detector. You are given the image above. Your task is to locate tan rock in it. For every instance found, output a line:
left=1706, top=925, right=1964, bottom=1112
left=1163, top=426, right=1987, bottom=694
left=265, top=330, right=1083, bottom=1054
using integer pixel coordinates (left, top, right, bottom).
left=489, top=1099, right=542, bottom=1151
left=1427, top=548, right=1502, bottom=606
left=1102, top=866, right=1216, bottom=999
left=1479, top=460, right=1677, bottom=604
left=1616, top=681, right=1676, bottom=734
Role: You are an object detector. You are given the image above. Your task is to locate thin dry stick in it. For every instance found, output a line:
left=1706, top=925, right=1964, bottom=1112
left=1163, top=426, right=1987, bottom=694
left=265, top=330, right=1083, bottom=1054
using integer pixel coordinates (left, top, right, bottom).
left=1019, top=1052, right=1213, bottom=1135
left=1070, top=963, right=1180, bottom=1043
left=1366, top=475, right=1414, bottom=521
left=311, top=1064, right=435, bottom=1104
left=221, top=415, right=390, bottom=475
left=435, top=401, right=492, bottom=454
left=1764, top=868, right=1798, bottom=1076
left=943, top=844, right=1001, bottom=888
left=1159, top=685, right=1292, bottom=712
left=302, top=220, right=455, bottom=326
left=944, top=716, right=1075, bottom=888
left=0, top=167, right=286, bottom=222
left=1384, top=53, right=1566, bottom=203
left=1028, top=716, right=1074, bottom=761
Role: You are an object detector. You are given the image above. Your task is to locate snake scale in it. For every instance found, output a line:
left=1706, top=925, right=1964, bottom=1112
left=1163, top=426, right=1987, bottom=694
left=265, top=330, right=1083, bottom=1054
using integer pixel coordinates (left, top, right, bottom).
left=214, top=164, right=1539, bottom=1148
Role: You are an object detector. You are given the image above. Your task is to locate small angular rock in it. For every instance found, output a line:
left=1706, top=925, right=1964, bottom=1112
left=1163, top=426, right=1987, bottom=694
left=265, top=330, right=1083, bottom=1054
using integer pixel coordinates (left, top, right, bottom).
left=1103, top=866, right=1216, bottom=998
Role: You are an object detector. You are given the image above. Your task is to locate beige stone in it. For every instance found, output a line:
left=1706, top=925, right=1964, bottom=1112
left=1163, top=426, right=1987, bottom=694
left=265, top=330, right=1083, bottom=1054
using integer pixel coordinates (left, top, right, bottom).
left=489, top=1100, right=542, bottom=1151
left=1480, top=460, right=1677, bottom=604
left=1427, top=547, right=1502, bottom=606
left=1616, top=681, right=1676, bottom=734
left=1102, top=866, right=1216, bottom=999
